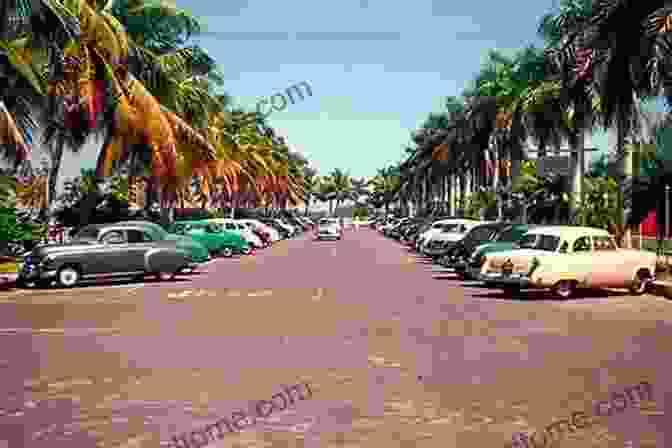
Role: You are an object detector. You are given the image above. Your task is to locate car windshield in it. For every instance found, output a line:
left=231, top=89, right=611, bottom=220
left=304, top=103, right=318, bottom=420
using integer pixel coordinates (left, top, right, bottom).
left=496, top=227, right=523, bottom=242
left=518, top=233, right=560, bottom=251
left=73, top=226, right=100, bottom=240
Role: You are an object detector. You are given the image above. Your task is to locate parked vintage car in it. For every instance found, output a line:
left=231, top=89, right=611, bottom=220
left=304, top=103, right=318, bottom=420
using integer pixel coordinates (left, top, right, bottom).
left=315, top=220, right=343, bottom=240
left=420, top=219, right=482, bottom=257
left=18, top=222, right=192, bottom=288
left=169, top=221, right=251, bottom=257
left=111, top=220, right=210, bottom=265
left=460, top=224, right=536, bottom=280
left=205, top=219, right=264, bottom=248
left=438, top=222, right=512, bottom=270
left=478, top=226, right=658, bottom=298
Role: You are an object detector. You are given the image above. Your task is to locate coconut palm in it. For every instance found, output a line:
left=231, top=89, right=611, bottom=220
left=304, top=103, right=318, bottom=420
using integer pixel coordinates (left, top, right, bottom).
left=548, top=0, right=671, bottom=241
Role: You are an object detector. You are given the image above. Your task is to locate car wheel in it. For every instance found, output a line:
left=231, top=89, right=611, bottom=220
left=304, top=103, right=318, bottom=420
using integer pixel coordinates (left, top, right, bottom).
left=629, top=269, right=652, bottom=295
left=552, top=280, right=575, bottom=299
left=219, top=247, right=234, bottom=258
left=57, top=266, right=80, bottom=288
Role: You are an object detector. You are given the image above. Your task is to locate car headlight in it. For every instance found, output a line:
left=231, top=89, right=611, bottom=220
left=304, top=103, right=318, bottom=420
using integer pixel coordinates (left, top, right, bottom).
left=528, top=257, right=540, bottom=276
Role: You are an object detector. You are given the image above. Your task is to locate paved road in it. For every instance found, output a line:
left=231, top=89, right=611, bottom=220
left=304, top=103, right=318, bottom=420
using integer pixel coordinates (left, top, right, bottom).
left=0, top=229, right=669, bottom=447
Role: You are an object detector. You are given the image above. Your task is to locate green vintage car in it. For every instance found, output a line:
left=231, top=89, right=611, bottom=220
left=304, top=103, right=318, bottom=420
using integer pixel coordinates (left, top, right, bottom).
left=109, top=221, right=210, bottom=265
left=169, top=221, right=250, bottom=257
left=463, top=224, right=537, bottom=280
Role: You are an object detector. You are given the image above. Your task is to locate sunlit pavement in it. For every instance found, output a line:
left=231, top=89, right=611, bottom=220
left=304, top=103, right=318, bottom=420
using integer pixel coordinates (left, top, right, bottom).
left=0, top=229, right=669, bottom=447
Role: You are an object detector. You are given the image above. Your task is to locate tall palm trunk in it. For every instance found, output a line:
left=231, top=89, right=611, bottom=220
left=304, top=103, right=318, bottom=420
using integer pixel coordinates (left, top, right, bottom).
left=46, top=137, right=65, bottom=210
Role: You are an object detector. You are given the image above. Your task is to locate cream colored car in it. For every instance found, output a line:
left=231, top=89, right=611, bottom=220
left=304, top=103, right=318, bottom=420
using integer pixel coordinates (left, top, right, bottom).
left=479, top=226, right=657, bottom=298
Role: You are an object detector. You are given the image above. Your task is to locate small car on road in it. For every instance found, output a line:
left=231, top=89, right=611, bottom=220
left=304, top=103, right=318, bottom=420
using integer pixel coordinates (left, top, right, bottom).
left=315, top=220, right=342, bottom=240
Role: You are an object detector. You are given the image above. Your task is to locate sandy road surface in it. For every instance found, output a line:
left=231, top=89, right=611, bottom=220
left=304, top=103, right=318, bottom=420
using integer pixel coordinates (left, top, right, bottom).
left=0, top=229, right=668, bottom=447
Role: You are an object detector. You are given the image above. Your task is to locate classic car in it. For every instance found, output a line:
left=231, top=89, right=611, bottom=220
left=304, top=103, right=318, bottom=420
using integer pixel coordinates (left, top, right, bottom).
left=315, top=221, right=342, bottom=240
left=478, top=226, right=657, bottom=298
left=18, top=223, right=191, bottom=288
left=420, top=219, right=483, bottom=257
left=415, top=218, right=474, bottom=252
left=169, top=221, right=251, bottom=256
left=109, top=220, right=210, bottom=265
left=460, top=224, right=536, bottom=280
left=207, top=219, right=264, bottom=248
left=438, top=222, right=512, bottom=270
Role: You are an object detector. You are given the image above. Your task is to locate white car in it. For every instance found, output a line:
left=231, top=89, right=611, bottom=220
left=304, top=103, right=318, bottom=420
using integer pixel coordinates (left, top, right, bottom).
left=479, top=226, right=658, bottom=298
left=416, top=219, right=481, bottom=252
left=274, top=219, right=296, bottom=236
left=422, top=220, right=483, bottom=256
left=315, top=221, right=342, bottom=240
left=238, top=219, right=281, bottom=242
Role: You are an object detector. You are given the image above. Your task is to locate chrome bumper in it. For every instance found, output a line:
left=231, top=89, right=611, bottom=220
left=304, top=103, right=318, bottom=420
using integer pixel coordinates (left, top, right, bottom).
left=479, top=272, right=531, bottom=288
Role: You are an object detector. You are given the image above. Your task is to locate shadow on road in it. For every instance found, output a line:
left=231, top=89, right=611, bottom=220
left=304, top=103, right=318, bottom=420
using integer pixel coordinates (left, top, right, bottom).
left=469, top=288, right=633, bottom=301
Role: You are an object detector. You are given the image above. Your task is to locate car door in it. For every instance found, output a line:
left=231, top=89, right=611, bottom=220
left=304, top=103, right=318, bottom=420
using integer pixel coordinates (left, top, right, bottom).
left=125, top=229, right=155, bottom=272
left=589, top=235, right=623, bottom=287
left=94, top=229, right=130, bottom=274
left=569, top=235, right=595, bottom=286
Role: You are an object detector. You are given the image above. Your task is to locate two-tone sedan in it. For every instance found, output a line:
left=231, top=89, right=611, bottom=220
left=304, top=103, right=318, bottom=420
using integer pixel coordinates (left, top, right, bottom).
left=18, top=222, right=192, bottom=288
left=478, top=226, right=657, bottom=298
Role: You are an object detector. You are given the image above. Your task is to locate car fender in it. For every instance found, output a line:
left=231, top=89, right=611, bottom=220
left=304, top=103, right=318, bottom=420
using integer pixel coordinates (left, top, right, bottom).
left=145, top=248, right=188, bottom=273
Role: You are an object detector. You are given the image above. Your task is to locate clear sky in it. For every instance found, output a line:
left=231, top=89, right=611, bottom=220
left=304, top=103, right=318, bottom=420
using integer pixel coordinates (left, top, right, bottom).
left=26, top=0, right=620, bottom=191
left=186, top=0, right=609, bottom=178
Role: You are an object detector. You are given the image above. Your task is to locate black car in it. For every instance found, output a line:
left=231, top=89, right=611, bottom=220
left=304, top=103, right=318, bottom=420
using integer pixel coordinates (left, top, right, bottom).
left=438, top=222, right=510, bottom=268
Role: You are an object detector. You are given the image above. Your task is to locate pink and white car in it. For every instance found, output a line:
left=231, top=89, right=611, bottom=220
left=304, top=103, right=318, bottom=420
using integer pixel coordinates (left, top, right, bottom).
left=479, top=226, right=657, bottom=298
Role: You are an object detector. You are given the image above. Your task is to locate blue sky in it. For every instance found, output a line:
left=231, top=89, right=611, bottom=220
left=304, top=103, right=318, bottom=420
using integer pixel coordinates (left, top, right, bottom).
left=186, top=0, right=610, bottom=178
left=35, top=0, right=619, bottom=190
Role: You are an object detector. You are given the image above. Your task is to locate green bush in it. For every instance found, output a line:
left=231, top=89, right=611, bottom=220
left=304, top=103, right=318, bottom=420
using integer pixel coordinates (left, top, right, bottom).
left=0, top=208, right=44, bottom=244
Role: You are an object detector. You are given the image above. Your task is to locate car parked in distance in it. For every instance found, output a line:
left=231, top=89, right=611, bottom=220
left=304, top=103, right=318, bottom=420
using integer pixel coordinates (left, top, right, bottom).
left=18, top=222, right=191, bottom=288
left=315, top=220, right=342, bottom=240
left=479, top=226, right=658, bottom=298
left=419, top=219, right=482, bottom=256
left=169, top=221, right=251, bottom=257
left=442, top=222, right=518, bottom=275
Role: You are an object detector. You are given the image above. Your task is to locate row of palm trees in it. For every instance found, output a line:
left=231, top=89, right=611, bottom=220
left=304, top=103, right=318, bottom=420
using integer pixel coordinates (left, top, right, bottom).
left=303, top=168, right=370, bottom=215
left=0, top=0, right=316, bottom=224
left=372, top=0, right=672, bottom=244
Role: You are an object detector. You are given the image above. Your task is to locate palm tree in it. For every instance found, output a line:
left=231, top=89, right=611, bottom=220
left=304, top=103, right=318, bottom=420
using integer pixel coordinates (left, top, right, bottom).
left=549, top=0, right=671, bottom=242
left=315, top=176, right=337, bottom=215
left=328, top=168, right=353, bottom=213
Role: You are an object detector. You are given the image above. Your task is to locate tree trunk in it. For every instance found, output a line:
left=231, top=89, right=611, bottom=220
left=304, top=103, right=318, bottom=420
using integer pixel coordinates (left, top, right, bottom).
left=46, top=137, right=65, bottom=210
left=570, top=101, right=586, bottom=225
left=616, top=114, right=627, bottom=246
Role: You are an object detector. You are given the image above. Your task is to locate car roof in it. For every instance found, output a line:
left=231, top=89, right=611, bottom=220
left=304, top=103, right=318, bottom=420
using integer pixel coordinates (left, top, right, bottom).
left=524, top=226, right=610, bottom=238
